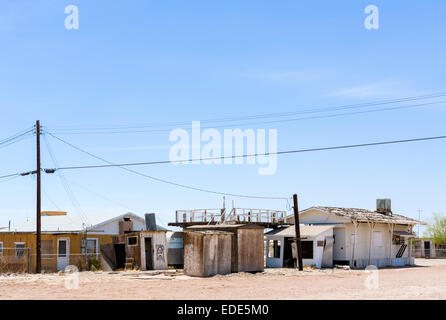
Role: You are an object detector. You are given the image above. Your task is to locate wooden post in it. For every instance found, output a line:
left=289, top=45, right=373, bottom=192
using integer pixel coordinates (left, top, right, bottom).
left=293, top=194, right=303, bottom=271
left=36, top=120, right=41, bottom=274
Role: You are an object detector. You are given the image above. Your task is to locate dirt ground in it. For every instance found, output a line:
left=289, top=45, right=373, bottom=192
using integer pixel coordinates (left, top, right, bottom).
left=0, top=259, right=445, bottom=300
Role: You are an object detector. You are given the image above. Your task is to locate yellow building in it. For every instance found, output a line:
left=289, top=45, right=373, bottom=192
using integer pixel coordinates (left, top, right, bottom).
left=0, top=212, right=152, bottom=273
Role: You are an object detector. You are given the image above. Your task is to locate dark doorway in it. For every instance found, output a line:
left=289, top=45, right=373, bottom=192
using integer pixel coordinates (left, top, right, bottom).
left=424, top=241, right=431, bottom=258
left=283, top=238, right=295, bottom=267
left=114, top=243, right=126, bottom=270
left=145, top=237, right=153, bottom=270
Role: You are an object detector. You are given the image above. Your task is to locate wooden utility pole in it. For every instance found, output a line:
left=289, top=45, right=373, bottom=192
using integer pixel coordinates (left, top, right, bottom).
left=293, top=194, right=303, bottom=271
left=36, top=120, right=41, bottom=273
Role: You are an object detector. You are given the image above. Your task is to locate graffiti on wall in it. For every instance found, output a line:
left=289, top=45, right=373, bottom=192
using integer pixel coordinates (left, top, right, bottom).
left=156, top=244, right=165, bottom=261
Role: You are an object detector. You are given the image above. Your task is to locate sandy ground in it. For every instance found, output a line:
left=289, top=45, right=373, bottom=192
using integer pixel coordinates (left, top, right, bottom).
left=1, top=259, right=445, bottom=300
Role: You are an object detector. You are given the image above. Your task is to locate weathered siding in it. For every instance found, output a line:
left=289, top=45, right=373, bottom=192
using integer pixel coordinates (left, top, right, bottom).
left=236, top=229, right=264, bottom=272
left=0, top=232, right=113, bottom=273
left=140, top=231, right=168, bottom=270
left=184, top=231, right=232, bottom=277
left=117, top=231, right=168, bottom=270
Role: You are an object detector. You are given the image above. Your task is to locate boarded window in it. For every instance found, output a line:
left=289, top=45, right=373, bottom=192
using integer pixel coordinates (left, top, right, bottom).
left=15, top=243, right=25, bottom=258
left=41, top=240, right=53, bottom=259
left=301, top=241, right=313, bottom=259
left=127, top=236, right=138, bottom=246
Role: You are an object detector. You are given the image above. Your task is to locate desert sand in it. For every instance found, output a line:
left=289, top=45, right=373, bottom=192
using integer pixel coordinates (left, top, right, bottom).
left=0, top=259, right=445, bottom=300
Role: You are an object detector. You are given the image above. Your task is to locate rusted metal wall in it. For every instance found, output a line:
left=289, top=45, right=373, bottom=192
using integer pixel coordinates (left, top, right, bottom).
left=184, top=231, right=232, bottom=277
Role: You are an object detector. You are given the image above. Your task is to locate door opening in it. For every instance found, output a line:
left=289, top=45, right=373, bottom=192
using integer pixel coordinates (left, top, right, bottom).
left=57, top=238, right=70, bottom=271
left=145, top=237, right=153, bottom=270
left=114, top=243, right=126, bottom=270
left=424, top=241, right=431, bottom=258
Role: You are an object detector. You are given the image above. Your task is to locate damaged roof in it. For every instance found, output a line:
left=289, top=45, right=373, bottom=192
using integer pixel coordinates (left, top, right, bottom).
left=307, top=206, right=425, bottom=225
left=265, top=225, right=334, bottom=238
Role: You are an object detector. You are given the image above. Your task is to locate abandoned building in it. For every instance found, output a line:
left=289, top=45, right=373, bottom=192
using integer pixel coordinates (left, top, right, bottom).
left=170, top=206, right=282, bottom=276
left=265, top=225, right=334, bottom=268
left=413, top=238, right=446, bottom=258
left=283, top=199, right=425, bottom=268
left=100, top=213, right=168, bottom=271
left=186, top=224, right=265, bottom=273
left=183, top=230, right=232, bottom=277
left=0, top=211, right=167, bottom=273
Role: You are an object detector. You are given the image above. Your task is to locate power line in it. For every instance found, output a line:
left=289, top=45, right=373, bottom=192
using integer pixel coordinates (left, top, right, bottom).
left=43, top=135, right=89, bottom=224
left=46, top=132, right=289, bottom=200
left=48, top=99, right=446, bottom=135
left=0, top=173, right=21, bottom=180
left=47, top=93, right=446, bottom=134
left=46, top=132, right=446, bottom=171
left=0, top=128, right=34, bottom=149
left=0, top=175, right=21, bottom=183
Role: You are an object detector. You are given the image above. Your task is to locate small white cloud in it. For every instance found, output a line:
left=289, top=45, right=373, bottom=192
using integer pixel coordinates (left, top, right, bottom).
left=328, top=80, right=426, bottom=99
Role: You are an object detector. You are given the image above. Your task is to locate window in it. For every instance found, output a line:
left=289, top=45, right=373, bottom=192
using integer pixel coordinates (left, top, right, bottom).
left=0, top=242, right=3, bottom=255
left=58, top=240, right=67, bottom=257
left=86, top=239, right=98, bottom=256
left=392, top=234, right=404, bottom=245
left=268, top=240, right=281, bottom=258
left=15, top=243, right=25, bottom=258
left=127, top=236, right=138, bottom=246
left=317, top=240, right=324, bottom=247
left=41, top=240, right=54, bottom=259
left=301, top=241, right=314, bottom=259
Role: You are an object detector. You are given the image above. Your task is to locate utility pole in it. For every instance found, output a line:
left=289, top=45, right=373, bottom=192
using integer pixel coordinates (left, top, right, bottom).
left=36, top=120, right=42, bottom=273
left=293, top=194, right=303, bottom=271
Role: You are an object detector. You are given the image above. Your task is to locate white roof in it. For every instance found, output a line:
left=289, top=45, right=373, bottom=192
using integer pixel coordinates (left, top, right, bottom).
left=1, top=212, right=166, bottom=233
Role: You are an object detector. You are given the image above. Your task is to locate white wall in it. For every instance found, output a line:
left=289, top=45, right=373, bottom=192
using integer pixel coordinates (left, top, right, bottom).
left=265, top=228, right=333, bottom=269
left=89, top=217, right=146, bottom=235
left=344, top=222, right=413, bottom=268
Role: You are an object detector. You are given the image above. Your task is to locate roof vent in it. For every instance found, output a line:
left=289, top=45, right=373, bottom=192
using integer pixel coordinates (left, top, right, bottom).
left=376, top=199, right=392, bottom=215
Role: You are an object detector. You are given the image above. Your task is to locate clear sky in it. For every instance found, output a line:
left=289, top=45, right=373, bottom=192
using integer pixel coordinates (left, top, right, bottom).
left=1, top=0, right=445, bottom=234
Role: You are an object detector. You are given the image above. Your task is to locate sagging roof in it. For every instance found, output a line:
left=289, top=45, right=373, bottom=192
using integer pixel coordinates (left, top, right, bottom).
left=393, top=230, right=417, bottom=237
left=265, top=225, right=335, bottom=238
left=302, top=206, right=425, bottom=225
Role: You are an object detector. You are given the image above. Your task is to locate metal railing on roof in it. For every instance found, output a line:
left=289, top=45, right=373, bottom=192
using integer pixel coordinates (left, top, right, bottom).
left=174, top=208, right=287, bottom=225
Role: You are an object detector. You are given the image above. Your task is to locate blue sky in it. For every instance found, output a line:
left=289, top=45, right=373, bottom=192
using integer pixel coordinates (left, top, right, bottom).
left=1, top=0, right=445, bottom=234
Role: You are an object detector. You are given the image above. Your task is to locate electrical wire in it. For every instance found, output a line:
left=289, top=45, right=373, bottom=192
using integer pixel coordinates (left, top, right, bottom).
left=67, top=179, right=168, bottom=228
left=47, top=93, right=446, bottom=134
left=0, top=128, right=34, bottom=149
left=0, top=173, right=21, bottom=180
left=0, top=175, right=21, bottom=183
left=46, top=133, right=289, bottom=200
left=43, top=135, right=89, bottom=224
left=46, top=132, right=446, bottom=171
